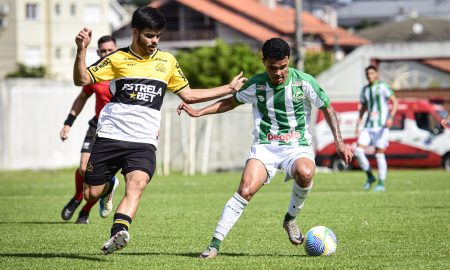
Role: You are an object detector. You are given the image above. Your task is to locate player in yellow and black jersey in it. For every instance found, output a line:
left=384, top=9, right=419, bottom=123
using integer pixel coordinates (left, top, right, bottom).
left=73, top=6, right=247, bottom=255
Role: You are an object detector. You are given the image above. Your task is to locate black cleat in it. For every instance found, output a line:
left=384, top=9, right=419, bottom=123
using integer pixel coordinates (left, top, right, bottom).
left=75, top=211, right=89, bottom=224
left=61, top=198, right=81, bottom=221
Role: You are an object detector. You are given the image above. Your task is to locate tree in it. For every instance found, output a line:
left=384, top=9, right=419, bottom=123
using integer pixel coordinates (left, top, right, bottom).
left=6, top=63, right=46, bottom=78
left=304, top=51, right=334, bottom=77
left=176, top=40, right=264, bottom=88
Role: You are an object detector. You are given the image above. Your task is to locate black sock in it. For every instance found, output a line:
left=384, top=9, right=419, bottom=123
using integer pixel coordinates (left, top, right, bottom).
left=284, top=212, right=295, bottom=221
left=111, top=213, right=132, bottom=237
left=209, top=237, right=222, bottom=251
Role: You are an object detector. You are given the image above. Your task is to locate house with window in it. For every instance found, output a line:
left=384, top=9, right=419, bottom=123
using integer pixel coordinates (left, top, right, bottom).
left=0, top=0, right=129, bottom=80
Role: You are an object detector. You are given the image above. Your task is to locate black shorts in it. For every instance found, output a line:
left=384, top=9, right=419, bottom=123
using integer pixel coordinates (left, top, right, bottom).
left=80, top=117, right=98, bottom=153
left=84, top=137, right=157, bottom=186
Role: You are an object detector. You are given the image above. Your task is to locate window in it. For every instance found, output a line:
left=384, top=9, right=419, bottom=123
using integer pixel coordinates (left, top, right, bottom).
left=55, top=47, right=61, bottom=59
left=54, top=3, right=60, bottom=16
left=24, top=47, right=42, bottom=67
left=70, top=3, right=76, bottom=16
left=415, top=112, right=443, bottom=134
left=26, top=3, right=38, bottom=20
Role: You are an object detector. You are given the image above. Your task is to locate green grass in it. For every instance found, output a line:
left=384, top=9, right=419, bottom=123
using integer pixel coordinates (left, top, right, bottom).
left=0, top=169, right=449, bottom=269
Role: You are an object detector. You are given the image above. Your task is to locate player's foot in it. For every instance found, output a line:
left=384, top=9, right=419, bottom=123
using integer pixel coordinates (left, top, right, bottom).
left=75, top=211, right=89, bottom=224
left=61, top=198, right=81, bottom=221
left=199, top=246, right=218, bottom=259
left=101, top=230, right=130, bottom=255
left=99, top=176, right=119, bottom=218
left=373, top=184, right=386, bottom=192
left=283, top=218, right=303, bottom=245
left=363, top=176, right=376, bottom=191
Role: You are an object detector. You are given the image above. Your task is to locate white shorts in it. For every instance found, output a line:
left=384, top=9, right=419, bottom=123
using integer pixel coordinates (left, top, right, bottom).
left=357, top=127, right=389, bottom=149
left=246, top=144, right=315, bottom=183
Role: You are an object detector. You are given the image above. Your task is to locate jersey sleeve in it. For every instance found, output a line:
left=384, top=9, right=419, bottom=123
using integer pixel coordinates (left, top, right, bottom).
left=360, top=87, right=367, bottom=106
left=234, top=80, right=256, bottom=104
left=381, top=82, right=393, bottom=99
left=168, top=59, right=189, bottom=94
left=87, top=53, right=117, bottom=84
left=303, top=76, right=330, bottom=109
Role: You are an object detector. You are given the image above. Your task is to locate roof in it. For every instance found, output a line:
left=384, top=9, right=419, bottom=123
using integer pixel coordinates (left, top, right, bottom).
left=150, top=0, right=369, bottom=47
left=357, top=18, right=450, bottom=43
left=422, top=59, right=450, bottom=73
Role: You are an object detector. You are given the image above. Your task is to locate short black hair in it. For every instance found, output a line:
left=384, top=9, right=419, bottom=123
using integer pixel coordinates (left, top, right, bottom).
left=365, top=65, right=378, bottom=73
left=97, top=35, right=116, bottom=47
left=262, top=38, right=290, bottom=60
left=131, top=6, right=166, bottom=31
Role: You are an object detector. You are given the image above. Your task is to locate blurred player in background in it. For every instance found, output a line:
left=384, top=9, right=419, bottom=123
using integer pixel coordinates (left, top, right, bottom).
left=73, top=6, right=247, bottom=254
left=178, top=37, right=353, bottom=259
left=354, top=65, right=398, bottom=192
left=60, top=35, right=117, bottom=224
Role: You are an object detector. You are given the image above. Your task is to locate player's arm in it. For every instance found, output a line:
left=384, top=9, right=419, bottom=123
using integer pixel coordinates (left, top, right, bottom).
left=321, top=105, right=353, bottom=165
left=385, top=94, right=398, bottom=128
left=60, top=92, right=91, bottom=141
left=355, top=102, right=367, bottom=137
left=177, top=72, right=247, bottom=104
left=177, top=96, right=240, bottom=117
left=73, top=27, right=93, bottom=86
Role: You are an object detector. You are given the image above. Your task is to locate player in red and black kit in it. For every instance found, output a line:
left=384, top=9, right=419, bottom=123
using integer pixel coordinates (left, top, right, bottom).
left=60, top=36, right=117, bottom=224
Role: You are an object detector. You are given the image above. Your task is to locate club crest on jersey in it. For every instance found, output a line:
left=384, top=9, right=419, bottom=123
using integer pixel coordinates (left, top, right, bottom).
left=155, top=63, right=166, bottom=73
left=293, top=89, right=304, bottom=103
left=256, top=84, right=266, bottom=90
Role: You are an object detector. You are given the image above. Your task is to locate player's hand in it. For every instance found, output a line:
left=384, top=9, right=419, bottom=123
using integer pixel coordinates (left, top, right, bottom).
left=228, top=71, right=247, bottom=94
left=336, top=142, right=353, bottom=165
left=177, top=102, right=201, bottom=117
left=441, top=119, right=450, bottom=129
left=60, top=125, right=71, bottom=141
left=355, top=127, right=360, bottom=138
left=75, top=27, right=92, bottom=49
left=385, top=118, right=393, bottom=128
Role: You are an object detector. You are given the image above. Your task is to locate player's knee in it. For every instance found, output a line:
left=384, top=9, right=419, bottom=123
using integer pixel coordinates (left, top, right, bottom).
left=237, top=184, right=255, bottom=201
left=126, top=178, right=147, bottom=193
left=293, top=167, right=314, bottom=188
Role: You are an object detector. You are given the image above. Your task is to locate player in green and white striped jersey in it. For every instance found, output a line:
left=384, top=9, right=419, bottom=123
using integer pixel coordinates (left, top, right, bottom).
left=355, top=65, right=398, bottom=192
left=178, top=38, right=353, bottom=259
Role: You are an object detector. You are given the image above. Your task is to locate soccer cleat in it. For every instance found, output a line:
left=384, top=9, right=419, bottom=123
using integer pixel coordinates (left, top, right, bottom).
left=75, top=211, right=89, bottom=224
left=283, top=218, right=304, bottom=245
left=99, top=176, right=119, bottom=218
left=199, top=246, right=218, bottom=259
left=373, top=184, right=386, bottom=192
left=101, top=230, right=130, bottom=255
left=363, top=176, right=376, bottom=191
left=61, top=198, right=81, bottom=221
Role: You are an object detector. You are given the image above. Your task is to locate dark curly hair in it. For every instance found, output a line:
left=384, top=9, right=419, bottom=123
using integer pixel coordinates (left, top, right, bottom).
left=262, top=38, right=290, bottom=60
left=131, top=7, right=166, bottom=31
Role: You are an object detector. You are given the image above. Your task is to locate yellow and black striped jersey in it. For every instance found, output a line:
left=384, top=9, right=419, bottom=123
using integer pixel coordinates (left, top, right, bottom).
left=87, top=47, right=189, bottom=146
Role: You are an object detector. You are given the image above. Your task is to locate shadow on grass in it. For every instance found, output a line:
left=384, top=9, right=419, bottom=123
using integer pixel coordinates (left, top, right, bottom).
left=0, top=253, right=105, bottom=262
left=0, top=221, right=71, bottom=225
left=120, top=251, right=306, bottom=258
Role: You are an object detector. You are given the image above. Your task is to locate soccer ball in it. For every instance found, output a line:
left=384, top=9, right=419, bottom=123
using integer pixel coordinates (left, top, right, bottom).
left=303, top=226, right=337, bottom=256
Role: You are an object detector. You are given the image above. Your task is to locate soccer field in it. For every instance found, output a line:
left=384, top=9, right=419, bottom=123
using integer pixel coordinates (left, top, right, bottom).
left=0, top=169, right=449, bottom=269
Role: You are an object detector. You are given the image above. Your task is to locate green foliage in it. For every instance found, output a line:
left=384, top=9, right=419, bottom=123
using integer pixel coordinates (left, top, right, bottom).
left=176, top=40, right=264, bottom=88
left=5, top=63, right=46, bottom=78
left=0, top=169, right=449, bottom=269
left=304, top=51, right=334, bottom=77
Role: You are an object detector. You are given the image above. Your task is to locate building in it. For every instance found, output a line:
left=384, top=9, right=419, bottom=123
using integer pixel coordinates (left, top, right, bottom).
left=0, top=0, right=129, bottom=81
left=113, top=0, right=368, bottom=55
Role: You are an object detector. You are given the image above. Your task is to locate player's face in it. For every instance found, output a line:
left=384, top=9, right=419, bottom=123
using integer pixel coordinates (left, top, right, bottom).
left=366, top=69, right=378, bottom=84
left=97, top=41, right=117, bottom=58
left=263, top=56, right=289, bottom=85
left=133, top=28, right=162, bottom=56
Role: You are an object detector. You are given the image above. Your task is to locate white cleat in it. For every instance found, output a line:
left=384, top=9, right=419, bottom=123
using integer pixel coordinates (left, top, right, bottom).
left=99, top=176, right=119, bottom=218
left=101, top=230, right=130, bottom=255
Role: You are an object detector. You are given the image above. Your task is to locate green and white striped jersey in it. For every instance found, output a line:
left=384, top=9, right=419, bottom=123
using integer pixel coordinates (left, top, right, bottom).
left=360, top=81, right=393, bottom=128
left=234, top=68, right=330, bottom=146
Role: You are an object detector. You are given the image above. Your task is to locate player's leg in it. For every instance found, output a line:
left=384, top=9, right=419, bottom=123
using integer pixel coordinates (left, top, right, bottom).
left=199, top=158, right=268, bottom=259
left=101, top=142, right=155, bottom=255
left=373, top=128, right=389, bottom=192
left=61, top=152, right=90, bottom=221
left=355, top=129, right=376, bottom=190
left=282, top=149, right=316, bottom=245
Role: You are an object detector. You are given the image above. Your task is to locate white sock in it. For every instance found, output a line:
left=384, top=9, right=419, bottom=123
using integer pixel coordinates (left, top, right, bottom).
left=355, top=147, right=370, bottom=171
left=375, top=153, right=387, bottom=181
left=287, top=181, right=313, bottom=218
left=213, top=192, right=248, bottom=241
